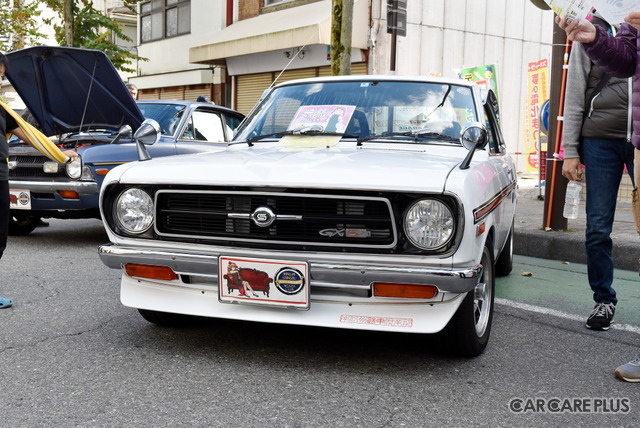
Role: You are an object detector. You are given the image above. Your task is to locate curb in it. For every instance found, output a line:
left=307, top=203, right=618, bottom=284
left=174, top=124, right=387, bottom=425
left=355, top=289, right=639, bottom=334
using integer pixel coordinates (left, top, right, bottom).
left=514, top=228, right=639, bottom=272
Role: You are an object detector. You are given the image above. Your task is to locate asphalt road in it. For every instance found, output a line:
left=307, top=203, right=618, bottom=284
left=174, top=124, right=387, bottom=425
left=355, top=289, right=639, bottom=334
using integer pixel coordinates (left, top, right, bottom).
left=1, top=219, right=639, bottom=427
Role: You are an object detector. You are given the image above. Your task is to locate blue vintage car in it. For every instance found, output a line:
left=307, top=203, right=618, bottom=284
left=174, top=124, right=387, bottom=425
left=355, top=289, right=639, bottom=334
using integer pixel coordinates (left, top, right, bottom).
left=5, top=46, right=244, bottom=235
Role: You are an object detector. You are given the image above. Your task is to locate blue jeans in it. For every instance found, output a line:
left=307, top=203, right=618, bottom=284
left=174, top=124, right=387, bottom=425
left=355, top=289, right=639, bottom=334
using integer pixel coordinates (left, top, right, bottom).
left=581, top=137, right=635, bottom=306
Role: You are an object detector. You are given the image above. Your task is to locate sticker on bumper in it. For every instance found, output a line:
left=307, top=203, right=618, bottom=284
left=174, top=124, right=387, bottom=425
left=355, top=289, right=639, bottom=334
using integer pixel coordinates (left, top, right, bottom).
left=9, top=189, right=31, bottom=210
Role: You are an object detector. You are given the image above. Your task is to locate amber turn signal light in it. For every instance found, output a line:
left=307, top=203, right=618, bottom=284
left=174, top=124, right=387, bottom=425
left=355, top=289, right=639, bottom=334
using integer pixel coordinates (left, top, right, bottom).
left=372, top=282, right=438, bottom=299
left=58, top=190, right=80, bottom=199
left=125, top=263, right=179, bottom=281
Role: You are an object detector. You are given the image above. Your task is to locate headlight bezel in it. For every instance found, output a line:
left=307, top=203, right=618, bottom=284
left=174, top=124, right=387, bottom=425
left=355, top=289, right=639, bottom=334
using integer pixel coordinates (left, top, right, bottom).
left=403, top=197, right=457, bottom=251
left=113, top=187, right=155, bottom=235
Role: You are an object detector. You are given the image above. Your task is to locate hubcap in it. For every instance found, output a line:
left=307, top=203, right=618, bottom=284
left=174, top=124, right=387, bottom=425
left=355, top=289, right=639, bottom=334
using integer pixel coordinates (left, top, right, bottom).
left=473, top=248, right=493, bottom=336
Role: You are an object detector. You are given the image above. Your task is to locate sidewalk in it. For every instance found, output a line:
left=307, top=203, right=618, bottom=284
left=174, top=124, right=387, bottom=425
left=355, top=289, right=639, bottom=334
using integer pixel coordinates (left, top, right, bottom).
left=514, top=178, right=639, bottom=272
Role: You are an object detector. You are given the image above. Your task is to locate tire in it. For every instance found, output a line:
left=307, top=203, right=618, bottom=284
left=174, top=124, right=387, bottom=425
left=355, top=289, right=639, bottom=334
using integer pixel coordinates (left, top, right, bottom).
left=8, top=215, right=40, bottom=236
left=441, top=238, right=495, bottom=357
left=137, top=309, right=202, bottom=328
left=495, top=222, right=514, bottom=277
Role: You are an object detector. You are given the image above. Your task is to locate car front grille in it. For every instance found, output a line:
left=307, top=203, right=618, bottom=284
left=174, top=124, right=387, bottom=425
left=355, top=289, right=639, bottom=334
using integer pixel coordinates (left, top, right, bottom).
left=8, top=155, right=67, bottom=179
left=155, top=190, right=397, bottom=248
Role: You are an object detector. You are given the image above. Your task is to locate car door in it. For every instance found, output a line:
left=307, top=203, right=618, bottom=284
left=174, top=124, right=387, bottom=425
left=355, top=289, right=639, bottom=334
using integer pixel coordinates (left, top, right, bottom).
left=483, top=91, right=517, bottom=250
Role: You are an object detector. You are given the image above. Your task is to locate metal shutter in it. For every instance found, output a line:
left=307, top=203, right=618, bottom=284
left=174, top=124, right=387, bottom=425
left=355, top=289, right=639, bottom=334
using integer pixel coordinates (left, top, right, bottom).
left=236, top=73, right=274, bottom=114
left=318, top=62, right=368, bottom=76
left=185, top=84, right=211, bottom=101
left=160, top=86, right=183, bottom=100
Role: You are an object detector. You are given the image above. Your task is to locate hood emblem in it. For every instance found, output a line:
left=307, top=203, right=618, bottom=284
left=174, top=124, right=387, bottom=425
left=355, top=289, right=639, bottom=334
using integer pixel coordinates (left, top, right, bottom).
left=251, top=206, right=276, bottom=228
left=227, top=207, right=302, bottom=226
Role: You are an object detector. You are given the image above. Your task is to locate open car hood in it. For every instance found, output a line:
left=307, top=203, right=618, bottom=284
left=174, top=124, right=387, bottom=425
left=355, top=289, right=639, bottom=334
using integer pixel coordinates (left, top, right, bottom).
left=5, top=46, right=144, bottom=136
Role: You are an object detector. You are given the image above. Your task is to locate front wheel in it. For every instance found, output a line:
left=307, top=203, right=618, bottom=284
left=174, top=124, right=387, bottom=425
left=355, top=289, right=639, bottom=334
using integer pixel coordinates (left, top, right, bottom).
left=8, top=215, right=40, bottom=236
left=138, top=309, right=202, bottom=328
left=441, top=238, right=495, bottom=357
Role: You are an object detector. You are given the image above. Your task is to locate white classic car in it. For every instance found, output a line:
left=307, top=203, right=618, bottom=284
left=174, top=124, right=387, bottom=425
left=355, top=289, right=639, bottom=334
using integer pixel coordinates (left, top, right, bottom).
left=98, top=76, right=516, bottom=357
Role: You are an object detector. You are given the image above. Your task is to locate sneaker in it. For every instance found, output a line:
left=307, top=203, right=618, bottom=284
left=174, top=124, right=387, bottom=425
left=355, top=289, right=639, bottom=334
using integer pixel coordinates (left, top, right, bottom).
left=615, top=356, right=640, bottom=382
left=586, top=303, right=615, bottom=330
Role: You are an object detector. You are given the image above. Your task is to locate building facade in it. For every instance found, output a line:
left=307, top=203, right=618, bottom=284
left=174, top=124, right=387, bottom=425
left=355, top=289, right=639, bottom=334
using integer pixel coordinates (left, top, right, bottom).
left=3, top=0, right=555, bottom=173
left=181, top=0, right=553, bottom=171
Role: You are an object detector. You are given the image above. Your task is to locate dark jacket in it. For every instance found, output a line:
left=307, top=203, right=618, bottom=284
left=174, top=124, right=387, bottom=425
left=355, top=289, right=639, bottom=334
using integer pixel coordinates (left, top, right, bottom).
left=0, top=109, right=18, bottom=181
left=582, top=23, right=640, bottom=149
left=562, top=38, right=631, bottom=159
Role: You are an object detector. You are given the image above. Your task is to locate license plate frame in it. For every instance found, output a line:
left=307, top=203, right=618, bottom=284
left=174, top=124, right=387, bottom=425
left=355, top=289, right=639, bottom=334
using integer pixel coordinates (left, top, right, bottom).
left=219, top=256, right=309, bottom=309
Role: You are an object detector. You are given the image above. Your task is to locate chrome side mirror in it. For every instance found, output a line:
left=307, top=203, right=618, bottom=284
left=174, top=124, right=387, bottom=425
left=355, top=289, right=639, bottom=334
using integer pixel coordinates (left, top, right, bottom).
left=133, top=119, right=161, bottom=161
left=109, top=124, right=133, bottom=145
left=459, top=122, right=488, bottom=170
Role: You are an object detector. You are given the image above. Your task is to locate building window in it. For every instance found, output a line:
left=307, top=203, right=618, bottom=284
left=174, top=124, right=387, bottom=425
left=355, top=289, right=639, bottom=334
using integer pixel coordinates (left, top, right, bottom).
left=141, top=0, right=190, bottom=42
left=264, top=0, right=289, bottom=5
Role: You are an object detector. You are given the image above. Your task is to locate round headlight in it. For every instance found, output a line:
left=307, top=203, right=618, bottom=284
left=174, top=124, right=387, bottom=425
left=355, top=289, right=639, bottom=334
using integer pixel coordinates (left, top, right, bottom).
left=66, top=156, right=82, bottom=179
left=114, top=188, right=154, bottom=234
left=404, top=199, right=455, bottom=250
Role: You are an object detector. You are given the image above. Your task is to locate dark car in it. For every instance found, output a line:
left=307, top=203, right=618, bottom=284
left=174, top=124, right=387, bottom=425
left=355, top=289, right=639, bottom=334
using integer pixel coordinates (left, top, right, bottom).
left=5, top=46, right=244, bottom=235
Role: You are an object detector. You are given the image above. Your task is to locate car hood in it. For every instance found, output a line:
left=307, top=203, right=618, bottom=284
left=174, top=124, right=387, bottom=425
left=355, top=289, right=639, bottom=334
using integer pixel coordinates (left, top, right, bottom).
left=112, top=144, right=468, bottom=193
left=6, top=46, right=144, bottom=136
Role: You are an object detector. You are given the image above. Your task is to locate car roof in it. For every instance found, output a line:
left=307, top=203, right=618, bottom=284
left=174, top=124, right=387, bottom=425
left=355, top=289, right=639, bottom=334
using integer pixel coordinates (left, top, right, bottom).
left=270, top=74, right=478, bottom=89
left=137, top=100, right=244, bottom=116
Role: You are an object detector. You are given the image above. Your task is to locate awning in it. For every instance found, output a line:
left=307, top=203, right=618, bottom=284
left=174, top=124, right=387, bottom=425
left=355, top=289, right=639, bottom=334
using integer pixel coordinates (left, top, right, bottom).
left=190, top=0, right=368, bottom=65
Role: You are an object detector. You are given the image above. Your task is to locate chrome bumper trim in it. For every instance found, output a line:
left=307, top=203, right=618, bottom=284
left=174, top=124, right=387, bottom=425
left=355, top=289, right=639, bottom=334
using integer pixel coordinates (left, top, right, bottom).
left=9, top=180, right=98, bottom=195
left=98, top=244, right=481, bottom=293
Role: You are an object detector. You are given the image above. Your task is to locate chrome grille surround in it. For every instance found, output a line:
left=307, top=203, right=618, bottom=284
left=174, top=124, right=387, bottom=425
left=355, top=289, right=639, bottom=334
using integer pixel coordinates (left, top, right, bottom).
left=154, top=190, right=398, bottom=249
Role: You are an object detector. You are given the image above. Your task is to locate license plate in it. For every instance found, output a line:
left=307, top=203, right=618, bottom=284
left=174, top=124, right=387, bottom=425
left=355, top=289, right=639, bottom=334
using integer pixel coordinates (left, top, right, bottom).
left=219, top=256, right=309, bottom=309
left=9, top=189, right=31, bottom=210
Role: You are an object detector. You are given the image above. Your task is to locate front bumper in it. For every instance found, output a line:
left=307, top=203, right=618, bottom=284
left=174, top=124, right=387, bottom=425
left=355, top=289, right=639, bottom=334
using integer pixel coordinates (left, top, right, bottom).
left=98, top=244, right=481, bottom=294
left=9, top=180, right=98, bottom=195
left=99, top=244, right=481, bottom=334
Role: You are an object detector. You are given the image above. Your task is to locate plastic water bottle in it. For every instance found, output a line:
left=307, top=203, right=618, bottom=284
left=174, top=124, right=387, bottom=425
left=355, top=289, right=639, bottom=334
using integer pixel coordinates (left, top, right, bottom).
left=563, top=180, right=582, bottom=219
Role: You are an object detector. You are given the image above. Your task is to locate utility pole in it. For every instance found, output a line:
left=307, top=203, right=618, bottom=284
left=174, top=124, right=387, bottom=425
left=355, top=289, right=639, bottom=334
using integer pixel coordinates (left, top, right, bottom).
left=331, top=0, right=353, bottom=75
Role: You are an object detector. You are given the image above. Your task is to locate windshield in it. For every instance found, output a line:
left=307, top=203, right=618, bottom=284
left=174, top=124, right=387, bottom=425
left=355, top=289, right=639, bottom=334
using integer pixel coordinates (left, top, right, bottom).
left=138, top=103, right=186, bottom=136
left=234, top=80, right=478, bottom=143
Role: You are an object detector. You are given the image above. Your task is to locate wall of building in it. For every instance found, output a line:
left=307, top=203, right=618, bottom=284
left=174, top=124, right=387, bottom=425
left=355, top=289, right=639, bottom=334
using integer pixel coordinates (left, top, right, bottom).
left=369, top=0, right=554, bottom=173
left=136, top=0, right=226, bottom=77
left=132, top=0, right=228, bottom=103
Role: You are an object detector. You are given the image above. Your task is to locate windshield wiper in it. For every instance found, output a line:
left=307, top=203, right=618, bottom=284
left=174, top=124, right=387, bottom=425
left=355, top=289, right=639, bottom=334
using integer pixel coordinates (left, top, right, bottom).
left=356, top=130, right=459, bottom=146
left=245, top=128, right=357, bottom=146
left=409, top=128, right=460, bottom=142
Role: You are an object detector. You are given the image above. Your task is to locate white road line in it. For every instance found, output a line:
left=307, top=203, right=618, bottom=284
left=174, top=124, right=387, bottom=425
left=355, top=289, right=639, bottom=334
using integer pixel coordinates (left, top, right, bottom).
left=495, top=298, right=640, bottom=335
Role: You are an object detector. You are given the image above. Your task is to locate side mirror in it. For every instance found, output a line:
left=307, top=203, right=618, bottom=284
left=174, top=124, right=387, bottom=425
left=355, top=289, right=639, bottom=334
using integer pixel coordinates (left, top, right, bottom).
left=110, top=124, right=133, bottom=145
left=133, top=119, right=161, bottom=161
left=459, top=122, right=489, bottom=170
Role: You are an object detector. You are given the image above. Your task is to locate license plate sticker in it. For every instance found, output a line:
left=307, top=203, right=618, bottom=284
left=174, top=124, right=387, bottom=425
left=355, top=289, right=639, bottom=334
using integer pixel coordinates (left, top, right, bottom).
left=9, top=189, right=31, bottom=210
left=219, top=256, right=309, bottom=309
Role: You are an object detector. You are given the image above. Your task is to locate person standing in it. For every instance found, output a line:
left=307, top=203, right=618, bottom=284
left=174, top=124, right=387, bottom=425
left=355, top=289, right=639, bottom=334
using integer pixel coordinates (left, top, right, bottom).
left=0, top=53, right=76, bottom=309
left=561, top=15, right=634, bottom=331
left=558, top=12, right=640, bottom=382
